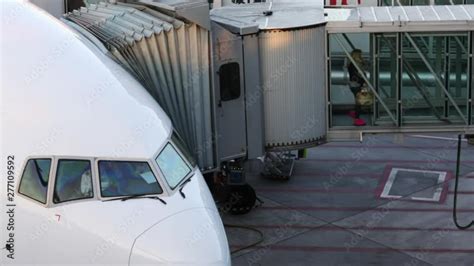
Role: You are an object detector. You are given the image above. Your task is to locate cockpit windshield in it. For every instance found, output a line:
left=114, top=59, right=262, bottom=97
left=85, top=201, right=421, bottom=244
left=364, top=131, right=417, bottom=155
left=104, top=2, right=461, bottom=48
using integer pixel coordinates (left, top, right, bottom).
left=156, top=142, right=192, bottom=189
left=98, top=161, right=162, bottom=197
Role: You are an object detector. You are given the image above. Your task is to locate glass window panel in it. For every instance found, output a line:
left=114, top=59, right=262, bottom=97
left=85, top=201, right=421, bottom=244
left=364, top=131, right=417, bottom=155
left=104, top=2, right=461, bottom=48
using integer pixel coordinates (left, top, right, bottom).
left=411, top=0, right=430, bottom=4
left=98, top=161, right=162, bottom=197
left=54, top=160, right=93, bottom=203
left=156, top=143, right=191, bottom=189
left=219, top=62, right=241, bottom=101
left=379, top=0, right=470, bottom=5
left=329, top=33, right=374, bottom=127
left=401, top=33, right=469, bottom=125
left=435, top=0, right=465, bottom=4
left=19, top=159, right=51, bottom=204
left=401, top=34, right=446, bottom=123
left=375, top=34, right=398, bottom=125
left=447, top=35, right=469, bottom=121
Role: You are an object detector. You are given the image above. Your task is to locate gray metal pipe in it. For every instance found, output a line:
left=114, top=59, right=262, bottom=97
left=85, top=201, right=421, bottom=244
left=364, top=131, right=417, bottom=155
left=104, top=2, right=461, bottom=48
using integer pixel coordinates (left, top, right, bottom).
left=329, top=69, right=468, bottom=87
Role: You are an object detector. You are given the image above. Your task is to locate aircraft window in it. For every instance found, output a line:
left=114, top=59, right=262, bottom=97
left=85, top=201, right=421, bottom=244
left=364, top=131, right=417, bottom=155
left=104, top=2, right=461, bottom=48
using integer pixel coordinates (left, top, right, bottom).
left=54, top=160, right=93, bottom=203
left=156, top=143, right=192, bottom=189
left=98, top=161, right=162, bottom=197
left=219, top=62, right=241, bottom=101
left=171, top=131, right=197, bottom=167
left=19, top=159, right=51, bottom=204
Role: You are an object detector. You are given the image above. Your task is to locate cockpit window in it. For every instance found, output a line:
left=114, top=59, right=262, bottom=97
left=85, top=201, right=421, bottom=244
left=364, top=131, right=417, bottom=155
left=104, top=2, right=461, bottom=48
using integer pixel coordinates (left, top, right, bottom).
left=53, top=160, right=93, bottom=203
left=98, top=161, right=162, bottom=197
left=155, top=143, right=192, bottom=189
left=19, top=159, right=51, bottom=204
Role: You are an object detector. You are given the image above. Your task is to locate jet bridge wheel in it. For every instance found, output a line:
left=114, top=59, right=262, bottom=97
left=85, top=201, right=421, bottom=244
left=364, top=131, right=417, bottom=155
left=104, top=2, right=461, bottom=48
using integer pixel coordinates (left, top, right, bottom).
left=216, top=184, right=258, bottom=215
left=229, top=184, right=257, bottom=215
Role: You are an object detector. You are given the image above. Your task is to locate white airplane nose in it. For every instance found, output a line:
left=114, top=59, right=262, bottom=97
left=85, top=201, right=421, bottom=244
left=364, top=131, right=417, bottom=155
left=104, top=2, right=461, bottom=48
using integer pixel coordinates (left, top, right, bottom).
left=129, top=208, right=230, bottom=265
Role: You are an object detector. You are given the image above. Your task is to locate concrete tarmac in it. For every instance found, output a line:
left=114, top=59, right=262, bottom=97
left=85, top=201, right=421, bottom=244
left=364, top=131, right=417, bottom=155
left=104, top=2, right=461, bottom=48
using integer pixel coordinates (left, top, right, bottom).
left=223, top=133, right=474, bottom=266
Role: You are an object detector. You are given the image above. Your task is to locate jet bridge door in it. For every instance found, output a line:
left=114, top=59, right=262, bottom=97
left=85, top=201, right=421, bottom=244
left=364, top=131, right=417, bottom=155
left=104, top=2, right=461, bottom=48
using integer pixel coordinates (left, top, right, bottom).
left=212, top=25, right=247, bottom=161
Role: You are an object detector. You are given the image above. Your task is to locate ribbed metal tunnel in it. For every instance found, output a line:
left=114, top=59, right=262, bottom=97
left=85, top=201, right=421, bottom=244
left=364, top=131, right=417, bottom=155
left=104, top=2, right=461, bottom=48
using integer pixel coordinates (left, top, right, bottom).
left=64, top=2, right=214, bottom=169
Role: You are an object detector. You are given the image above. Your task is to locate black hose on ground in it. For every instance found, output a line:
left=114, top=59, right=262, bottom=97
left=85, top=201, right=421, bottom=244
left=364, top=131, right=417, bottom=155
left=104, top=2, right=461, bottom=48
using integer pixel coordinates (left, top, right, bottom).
left=453, top=134, right=474, bottom=230
left=224, top=224, right=265, bottom=254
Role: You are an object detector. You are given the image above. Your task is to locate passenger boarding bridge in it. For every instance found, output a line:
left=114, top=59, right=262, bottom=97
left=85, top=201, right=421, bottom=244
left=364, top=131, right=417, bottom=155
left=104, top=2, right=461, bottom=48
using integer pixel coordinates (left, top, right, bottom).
left=325, top=5, right=474, bottom=140
left=62, top=1, right=474, bottom=177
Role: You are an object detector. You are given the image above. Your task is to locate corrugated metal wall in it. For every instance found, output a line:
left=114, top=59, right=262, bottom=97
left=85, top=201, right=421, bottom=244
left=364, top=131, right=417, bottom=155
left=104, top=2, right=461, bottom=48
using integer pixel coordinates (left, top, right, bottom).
left=259, top=26, right=327, bottom=148
left=64, top=2, right=215, bottom=169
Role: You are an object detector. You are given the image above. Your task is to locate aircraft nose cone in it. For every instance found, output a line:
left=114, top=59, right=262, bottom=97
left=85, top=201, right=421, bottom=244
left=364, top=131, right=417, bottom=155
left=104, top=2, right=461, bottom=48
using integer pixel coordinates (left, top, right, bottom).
left=130, top=208, right=230, bottom=265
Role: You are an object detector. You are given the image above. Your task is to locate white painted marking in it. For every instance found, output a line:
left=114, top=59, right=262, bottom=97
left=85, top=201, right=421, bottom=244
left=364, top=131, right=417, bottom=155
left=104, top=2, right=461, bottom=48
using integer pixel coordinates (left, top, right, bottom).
left=392, top=167, right=447, bottom=175
left=379, top=168, right=447, bottom=202
left=380, top=168, right=401, bottom=199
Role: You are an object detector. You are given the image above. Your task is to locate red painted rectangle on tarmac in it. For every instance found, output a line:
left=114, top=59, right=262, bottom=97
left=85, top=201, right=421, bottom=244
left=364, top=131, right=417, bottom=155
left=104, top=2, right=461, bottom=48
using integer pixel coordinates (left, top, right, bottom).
left=374, top=165, right=452, bottom=204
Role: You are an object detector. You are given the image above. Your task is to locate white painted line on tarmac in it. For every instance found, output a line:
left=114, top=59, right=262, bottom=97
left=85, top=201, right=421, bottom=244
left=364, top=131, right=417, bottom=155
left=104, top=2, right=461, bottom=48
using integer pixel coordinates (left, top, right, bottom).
left=380, top=168, right=400, bottom=199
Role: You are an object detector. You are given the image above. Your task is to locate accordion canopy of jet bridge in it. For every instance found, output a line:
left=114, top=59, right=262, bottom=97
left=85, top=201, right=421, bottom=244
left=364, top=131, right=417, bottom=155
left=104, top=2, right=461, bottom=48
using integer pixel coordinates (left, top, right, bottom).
left=325, top=5, right=474, bottom=33
left=64, top=2, right=215, bottom=170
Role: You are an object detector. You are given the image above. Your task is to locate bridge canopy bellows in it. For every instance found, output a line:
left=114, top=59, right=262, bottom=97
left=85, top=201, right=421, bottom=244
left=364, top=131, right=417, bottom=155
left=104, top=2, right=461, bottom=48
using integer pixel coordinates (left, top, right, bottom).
left=64, top=2, right=215, bottom=170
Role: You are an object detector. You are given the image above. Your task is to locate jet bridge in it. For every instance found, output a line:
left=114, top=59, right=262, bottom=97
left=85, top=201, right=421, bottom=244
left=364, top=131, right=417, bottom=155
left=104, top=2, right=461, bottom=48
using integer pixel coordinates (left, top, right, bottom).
left=325, top=5, right=474, bottom=141
left=63, top=1, right=474, bottom=176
